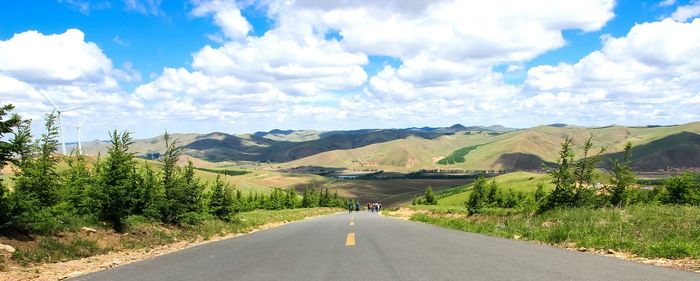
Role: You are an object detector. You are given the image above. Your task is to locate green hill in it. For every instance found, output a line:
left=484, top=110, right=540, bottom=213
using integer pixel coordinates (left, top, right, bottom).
left=283, top=122, right=700, bottom=172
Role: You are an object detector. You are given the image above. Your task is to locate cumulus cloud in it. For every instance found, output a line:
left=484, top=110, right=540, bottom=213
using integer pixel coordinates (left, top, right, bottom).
left=9, top=0, right=700, bottom=140
left=672, top=0, right=700, bottom=22
left=191, top=0, right=251, bottom=40
left=268, top=0, right=614, bottom=64
left=524, top=18, right=700, bottom=123
left=0, top=29, right=114, bottom=85
left=0, top=29, right=142, bottom=140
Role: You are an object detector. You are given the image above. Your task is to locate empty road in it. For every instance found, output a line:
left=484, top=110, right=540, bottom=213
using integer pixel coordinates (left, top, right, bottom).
left=72, top=212, right=699, bottom=281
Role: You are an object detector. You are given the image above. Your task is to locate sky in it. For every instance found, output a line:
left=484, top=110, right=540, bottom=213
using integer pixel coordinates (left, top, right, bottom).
left=1, top=0, right=700, bottom=142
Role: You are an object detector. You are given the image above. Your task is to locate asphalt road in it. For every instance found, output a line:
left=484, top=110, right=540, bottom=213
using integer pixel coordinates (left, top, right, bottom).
left=72, top=212, right=699, bottom=281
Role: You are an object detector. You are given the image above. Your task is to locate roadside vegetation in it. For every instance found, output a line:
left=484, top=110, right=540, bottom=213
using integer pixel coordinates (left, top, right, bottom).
left=0, top=104, right=346, bottom=269
left=408, top=136, right=700, bottom=261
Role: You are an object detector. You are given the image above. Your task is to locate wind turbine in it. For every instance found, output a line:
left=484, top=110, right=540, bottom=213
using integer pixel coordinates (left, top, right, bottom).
left=72, top=119, right=86, bottom=155
left=38, top=93, right=84, bottom=155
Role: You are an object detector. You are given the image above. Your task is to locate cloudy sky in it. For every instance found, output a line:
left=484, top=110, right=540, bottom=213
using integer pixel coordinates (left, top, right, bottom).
left=1, top=0, right=700, bottom=141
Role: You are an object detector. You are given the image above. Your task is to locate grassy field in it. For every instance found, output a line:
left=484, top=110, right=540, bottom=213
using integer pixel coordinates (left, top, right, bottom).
left=2, top=208, right=342, bottom=266
left=404, top=204, right=700, bottom=260
left=321, top=178, right=474, bottom=206
left=438, top=172, right=553, bottom=206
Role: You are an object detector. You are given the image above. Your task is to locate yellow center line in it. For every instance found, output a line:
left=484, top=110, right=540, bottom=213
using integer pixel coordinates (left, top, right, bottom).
left=350, top=221, right=354, bottom=226
left=345, top=233, right=356, bottom=246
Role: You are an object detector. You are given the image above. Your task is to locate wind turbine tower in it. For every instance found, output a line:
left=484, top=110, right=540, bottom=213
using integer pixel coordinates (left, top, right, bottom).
left=38, top=93, right=84, bottom=155
left=73, top=119, right=86, bottom=155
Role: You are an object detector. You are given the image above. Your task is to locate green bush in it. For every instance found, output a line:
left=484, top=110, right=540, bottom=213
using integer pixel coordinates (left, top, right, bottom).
left=663, top=172, right=700, bottom=205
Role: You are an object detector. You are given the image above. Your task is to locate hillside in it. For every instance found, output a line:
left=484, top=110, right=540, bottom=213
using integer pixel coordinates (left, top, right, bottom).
left=282, top=122, right=700, bottom=172
left=71, top=122, right=700, bottom=172
left=73, top=125, right=512, bottom=163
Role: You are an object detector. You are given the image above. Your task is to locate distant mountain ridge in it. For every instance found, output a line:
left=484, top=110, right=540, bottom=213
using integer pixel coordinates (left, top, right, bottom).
left=74, top=124, right=515, bottom=162
left=71, top=122, right=700, bottom=172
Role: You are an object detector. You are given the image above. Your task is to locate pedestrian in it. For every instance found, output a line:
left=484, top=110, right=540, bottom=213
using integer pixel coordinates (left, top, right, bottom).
left=348, top=201, right=353, bottom=213
left=355, top=201, right=360, bottom=213
left=367, top=202, right=371, bottom=212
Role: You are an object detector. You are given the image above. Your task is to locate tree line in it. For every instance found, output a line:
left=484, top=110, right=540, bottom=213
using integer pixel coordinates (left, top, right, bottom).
left=0, top=104, right=346, bottom=234
left=415, top=136, right=700, bottom=214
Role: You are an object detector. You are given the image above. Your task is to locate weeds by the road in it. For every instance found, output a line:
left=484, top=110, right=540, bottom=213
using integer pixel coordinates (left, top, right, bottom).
left=409, top=204, right=700, bottom=259
left=4, top=208, right=341, bottom=267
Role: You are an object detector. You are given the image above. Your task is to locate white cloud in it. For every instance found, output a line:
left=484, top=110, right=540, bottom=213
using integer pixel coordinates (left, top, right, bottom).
left=0, top=29, right=114, bottom=85
left=123, top=0, right=164, bottom=16
left=659, top=0, right=676, bottom=7
left=672, top=0, right=700, bottom=22
left=268, top=0, right=614, bottom=64
left=0, top=29, right=144, bottom=140
left=191, top=0, right=251, bottom=40
left=524, top=18, right=700, bottom=122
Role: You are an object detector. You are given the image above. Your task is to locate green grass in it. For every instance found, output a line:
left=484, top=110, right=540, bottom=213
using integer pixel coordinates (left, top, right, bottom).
left=438, top=172, right=553, bottom=206
left=410, top=204, right=700, bottom=259
left=12, top=238, right=109, bottom=265
left=8, top=208, right=341, bottom=266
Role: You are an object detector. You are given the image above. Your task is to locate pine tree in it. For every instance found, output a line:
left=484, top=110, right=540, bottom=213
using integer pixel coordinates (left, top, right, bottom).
left=534, top=182, right=547, bottom=204
left=424, top=186, right=437, bottom=205
left=486, top=180, right=498, bottom=206
left=544, top=136, right=577, bottom=210
left=0, top=104, right=23, bottom=228
left=209, top=175, right=235, bottom=221
left=140, top=163, right=165, bottom=220
left=466, top=177, right=487, bottom=214
left=64, top=150, right=97, bottom=215
left=100, top=130, right=137, bottom=231
left=13, top=112, right=62, bottom=207
left=610, top=142, right=635, bottom=206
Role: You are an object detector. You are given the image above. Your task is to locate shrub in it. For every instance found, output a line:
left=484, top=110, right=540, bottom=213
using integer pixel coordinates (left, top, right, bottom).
left=663, top=172, right=700, bottom=205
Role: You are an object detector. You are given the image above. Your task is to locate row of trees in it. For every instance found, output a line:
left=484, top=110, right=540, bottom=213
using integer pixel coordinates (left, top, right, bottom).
left=0, top=104, right=346, bottom=234
left=464, top=136, right=700, bottom=214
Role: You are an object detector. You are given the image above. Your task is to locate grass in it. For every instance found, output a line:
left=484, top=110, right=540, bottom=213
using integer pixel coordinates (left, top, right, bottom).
left=438, top=172, right=553, bottom=206
left=6, top=207, right=341, bottom=266
left=409, top=204, right=700, bottom=259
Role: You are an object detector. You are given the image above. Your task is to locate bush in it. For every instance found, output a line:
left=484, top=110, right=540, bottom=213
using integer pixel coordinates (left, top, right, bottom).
left=466, top=177, right=487, bottom=214
left=663, top=172, right=700, bottom=205
left=424, top=186, right=437, bottom=205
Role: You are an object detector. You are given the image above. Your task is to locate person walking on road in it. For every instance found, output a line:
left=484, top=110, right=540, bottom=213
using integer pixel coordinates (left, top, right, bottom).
left=348, top=201, right=353, bottom=213
left=355, top=201, right=360, bottom=212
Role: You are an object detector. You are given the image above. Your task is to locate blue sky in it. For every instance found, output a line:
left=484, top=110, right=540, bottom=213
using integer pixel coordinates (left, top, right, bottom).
left=1, top=0, right=700, bottom=141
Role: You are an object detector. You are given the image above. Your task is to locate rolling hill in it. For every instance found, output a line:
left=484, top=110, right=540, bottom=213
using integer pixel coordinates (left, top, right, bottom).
left=72, top=125, right=513, bottom=163
left=72, top=122, right=700, bottom=172
left=281, top=122, right=700, bottom=172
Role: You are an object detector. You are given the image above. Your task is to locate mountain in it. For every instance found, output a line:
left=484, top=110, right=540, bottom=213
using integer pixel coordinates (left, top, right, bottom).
left=281, top=122, right=700, bottom=172
left=72, top=122, right=700, bottom=172
left=74, top=125, right=510, bottom=162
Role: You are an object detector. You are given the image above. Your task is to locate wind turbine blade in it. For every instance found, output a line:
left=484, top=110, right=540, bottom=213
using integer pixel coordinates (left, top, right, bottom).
left=62, top=106, right=86, bottom=112
left=38, top=92, right=58, bottom=109
left=78, top=119, right=86, bottom=127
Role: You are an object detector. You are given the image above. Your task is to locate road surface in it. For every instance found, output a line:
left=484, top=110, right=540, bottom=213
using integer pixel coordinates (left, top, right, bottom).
left=72, top=212, right=699, bottom=281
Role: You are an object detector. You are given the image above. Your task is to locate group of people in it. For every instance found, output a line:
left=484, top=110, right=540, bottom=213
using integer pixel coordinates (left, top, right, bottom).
left=348, top=201, right=360, bottom=213
left=367, top=202, right=382, bottom=213
left=346, top=201, right=383, bottom=213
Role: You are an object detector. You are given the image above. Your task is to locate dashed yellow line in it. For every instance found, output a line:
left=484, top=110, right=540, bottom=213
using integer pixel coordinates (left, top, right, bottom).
left=350, top=221, right=354, bottom=226
left=345, top=233, right=356, bottom=246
